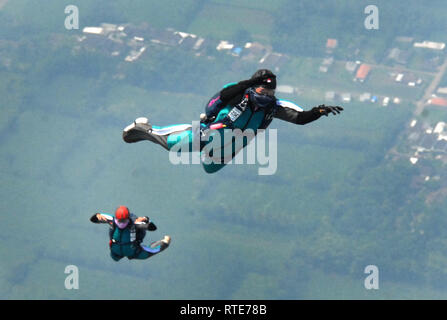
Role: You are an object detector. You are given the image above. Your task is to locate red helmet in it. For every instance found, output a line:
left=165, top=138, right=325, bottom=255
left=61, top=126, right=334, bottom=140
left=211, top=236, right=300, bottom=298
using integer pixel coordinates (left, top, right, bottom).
left=115, top=206, right=130, bottom=220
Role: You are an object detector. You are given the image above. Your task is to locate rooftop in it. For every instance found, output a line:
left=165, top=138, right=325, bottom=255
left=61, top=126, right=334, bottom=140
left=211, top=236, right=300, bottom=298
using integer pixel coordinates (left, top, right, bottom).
left=414, top=41, right=445, bottom=50
left=326, top=38, right=338, bottom=49
left=355, top=64, right=371, bottom=80
left=428, top=97, right=447, bottom=107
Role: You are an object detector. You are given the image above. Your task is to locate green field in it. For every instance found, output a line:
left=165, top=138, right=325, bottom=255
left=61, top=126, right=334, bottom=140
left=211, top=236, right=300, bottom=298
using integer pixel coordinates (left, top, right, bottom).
left=187, top=2, right=274, bottom=43
left=2, top=0, right=447, bottom=300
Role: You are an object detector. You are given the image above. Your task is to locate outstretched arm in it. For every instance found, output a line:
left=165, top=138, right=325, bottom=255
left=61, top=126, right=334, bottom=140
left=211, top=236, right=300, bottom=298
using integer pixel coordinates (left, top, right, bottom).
left=274, top=100, right=343, bottom=125
left=90, top=213, right=114, bottom=224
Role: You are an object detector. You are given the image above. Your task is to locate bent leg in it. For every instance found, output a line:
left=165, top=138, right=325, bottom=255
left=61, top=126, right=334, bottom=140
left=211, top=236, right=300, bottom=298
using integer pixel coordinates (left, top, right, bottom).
left=133, top=237, right=170, bottom=260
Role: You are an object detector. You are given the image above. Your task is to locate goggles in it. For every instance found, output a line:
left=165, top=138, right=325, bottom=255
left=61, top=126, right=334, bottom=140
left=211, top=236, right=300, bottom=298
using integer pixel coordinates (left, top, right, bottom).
left=114, top=218, right=129, bottom=229
left=249, top=87, right=276, bottom=109
left=254, top=86, right=275, bottom=97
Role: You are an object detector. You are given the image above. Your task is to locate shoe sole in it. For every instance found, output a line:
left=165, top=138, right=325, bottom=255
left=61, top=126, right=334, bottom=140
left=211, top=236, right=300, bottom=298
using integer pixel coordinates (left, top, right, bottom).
left=161, top=235, right=171, bottom=245
left=123, top=117, right=152, bottom=143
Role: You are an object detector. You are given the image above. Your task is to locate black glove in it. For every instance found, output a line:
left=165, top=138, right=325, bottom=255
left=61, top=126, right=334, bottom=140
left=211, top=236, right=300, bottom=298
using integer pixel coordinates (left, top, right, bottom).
left=90, top=213, right=99, bottom=223
left=312, top=105, right=343, bottom=116
left=147, top=221, right=157, bottom=231
left=141, top=216, right=157, bottom=231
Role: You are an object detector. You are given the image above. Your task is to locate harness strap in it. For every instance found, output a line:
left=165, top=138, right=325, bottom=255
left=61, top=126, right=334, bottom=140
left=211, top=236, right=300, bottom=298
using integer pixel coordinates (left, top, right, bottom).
left=223, top=94, right=249, bottom=127
left=109, top=224, right=139, bottom=246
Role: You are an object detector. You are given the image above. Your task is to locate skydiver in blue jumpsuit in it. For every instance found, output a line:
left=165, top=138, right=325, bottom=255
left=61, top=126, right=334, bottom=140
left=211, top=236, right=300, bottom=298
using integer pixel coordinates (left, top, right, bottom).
left=90, top=206, right=171, bottom=261
left=122, top=69, right=343, bottom=173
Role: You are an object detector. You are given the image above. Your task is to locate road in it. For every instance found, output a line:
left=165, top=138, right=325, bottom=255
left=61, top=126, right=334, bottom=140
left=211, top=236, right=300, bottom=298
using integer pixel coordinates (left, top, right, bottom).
left=414, top=57, right=447, bottom=116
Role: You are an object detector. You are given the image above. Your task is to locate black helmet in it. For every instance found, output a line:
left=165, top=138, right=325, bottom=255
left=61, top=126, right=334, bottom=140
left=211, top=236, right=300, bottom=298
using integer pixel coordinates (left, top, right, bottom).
left=251, top=69, right=276, bottom=89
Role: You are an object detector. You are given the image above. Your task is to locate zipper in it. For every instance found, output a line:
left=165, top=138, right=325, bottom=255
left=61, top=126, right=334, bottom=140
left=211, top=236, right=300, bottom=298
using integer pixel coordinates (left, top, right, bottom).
left=119, top=228, right=123, bottom=256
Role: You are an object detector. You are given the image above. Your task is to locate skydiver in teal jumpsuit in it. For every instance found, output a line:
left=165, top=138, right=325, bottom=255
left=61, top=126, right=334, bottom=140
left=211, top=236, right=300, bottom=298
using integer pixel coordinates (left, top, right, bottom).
left=90, top=206, right=171, bottom=261
left=122, top=69, right=343, bottom=173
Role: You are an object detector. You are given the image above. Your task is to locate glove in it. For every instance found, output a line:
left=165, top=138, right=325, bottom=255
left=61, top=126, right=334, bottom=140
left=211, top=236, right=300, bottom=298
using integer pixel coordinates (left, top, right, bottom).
left=90, top=214, right=99, bottom=223
left=312, top=105, right=343, bottom=116
left=147, top=221, right=157, bottom=231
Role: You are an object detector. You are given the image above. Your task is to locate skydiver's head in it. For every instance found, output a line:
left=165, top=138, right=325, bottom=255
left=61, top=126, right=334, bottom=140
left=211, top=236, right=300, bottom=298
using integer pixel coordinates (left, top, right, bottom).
left=251, top=69, right=277, bottom=90
left=114, top=206, right=130, bottom=229
left=248, top=86, right=276, bottom=110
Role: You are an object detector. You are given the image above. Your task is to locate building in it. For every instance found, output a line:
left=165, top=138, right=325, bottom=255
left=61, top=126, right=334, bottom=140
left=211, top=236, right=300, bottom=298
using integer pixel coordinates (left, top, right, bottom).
left=178, top=34, right=199, bottom=50
left=388, top=48, right=401, bottom=60
left=82, top=27, right=103, bottom=35
left=125, top=46, right=146, bottom=62
left=433, top=122, right=446, bottom=134
left=326, top=38, right=338, bottom=53
left=122, top=23, right=162, bottom=41
left=216, top=40, right=234, bottom=51
left=414, top=41, right=445, bottom=50
left=100, top=23, right=118, bottom=34
left=277, top=85, right=294, bottom=94
left=319, top=65, right=328, bottom=73
left=242, top=42, right=269, bottom=60
left=259, top=52, right=289, bottom=72
left=322, top=57, right=334, bottom=65
left=150, top=29, right=182, bottom=46
left=428, top=97, right=447, bottom=107
left=241, top=42, right=270, bottom=63
left=403, top=73, right=422, bottom=86
left=231, top=47, right=243, bottom=57
left=341, top=93, right=351, bottom=103
left=413, top=120, right=447, bottom=154
left=345, top=61, right=358, bottom=73
left=174, top=31, right=199, bottom=50
left=359, top=92, right=371, bottom=102
left=320, top=57, right=334, bottom=72
left=387, top=48, right=411, bottom=65
left=193, top=37, right=205, bottom=51
left=355, top=64, right=371, bottom=82
left=395, top=73, right=404, bottom=82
